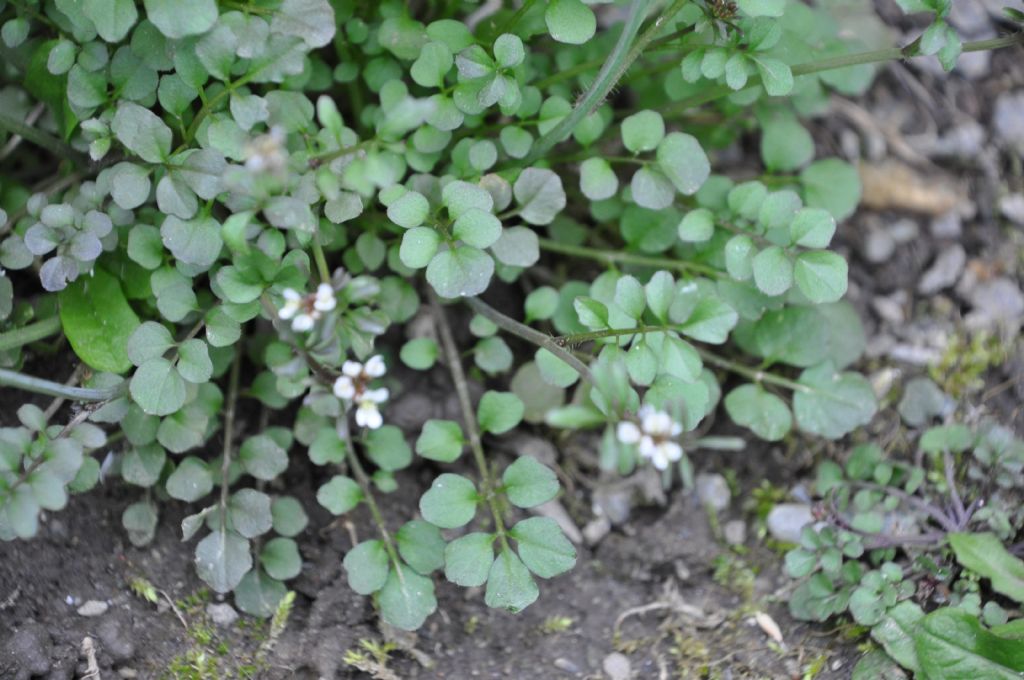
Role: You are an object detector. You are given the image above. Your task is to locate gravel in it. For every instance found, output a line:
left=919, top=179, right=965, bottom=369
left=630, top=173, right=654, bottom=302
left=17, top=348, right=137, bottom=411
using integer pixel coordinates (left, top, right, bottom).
left=966, top=277, right=1024, bottom=330
left=999, top=193, right=1024, bottom=226
left=695, top=473, right=731, bottom=511
left=207, top=602, right=239, bottom=627
left=994, top=91, right=1024, bottom=150
left=77, top=600, right=109, bottom=617
left=766, top=504, right=815, bottom=543
left=930, top=211, right=963, bottom=239
left=918, top=244, right=966, bottom=295
left=602, top=652, right=631, bottom=680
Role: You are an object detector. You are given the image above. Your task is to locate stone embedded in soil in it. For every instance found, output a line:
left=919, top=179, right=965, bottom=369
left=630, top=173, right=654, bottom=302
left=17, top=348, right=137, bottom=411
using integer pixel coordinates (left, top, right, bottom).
left=602, top=652, right=631, bottom=680
left=918, top=244, right=966, bottom=295
left=965, top=277, right=1024, bottom=330
left=930, top=211, right=963, bottom=239
left=583, top=516, right=612, bottom=546
left=999, top=193, right=1024, bottom=226
left=994, top=91, right=1024, bottom=150
left=77, top=600, right=109, bottom=617
left=863, top=228, right=896, bottom=264
left=98, top=614, right=135, bottom=664
left=766, top=504, right=814, bottom=543
left=1, top=622, right=53, bottom=679
left=695, top=473, right=730, bottom=511
left=207, top=602, right=239, bottom=627
left=723, top=520, right=747, bottom=546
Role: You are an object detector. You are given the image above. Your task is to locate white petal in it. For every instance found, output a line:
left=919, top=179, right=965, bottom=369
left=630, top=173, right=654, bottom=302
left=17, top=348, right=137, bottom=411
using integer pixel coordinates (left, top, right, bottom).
left=342, top=360, right=363, bottom=377
left=314, top=283, right=336, bottom=311
left=364, top=355, right=386, bottom=378
left=283, top=288, right=302, bottom=302
left=661, top=441, right=683, bottom=463
left=278, top=304, right=297, bottom=320
left=333, top=376, right=355, bottom=400
left=638, top=435, right=656, bottom=459
left=671, top=421, right=683, bottom=437
left=643, top=410, right=673, bottom=437
left=617, top=421, right=641, bottom=444
left=292, top=314, right=314, bottom=332
left=637, top=404, right=655, bottom=420
left=650, top=448, right=669, bottom=470
left=363, top=387, right=389, bottom=404
left=356, top=403, right=383, bottom=429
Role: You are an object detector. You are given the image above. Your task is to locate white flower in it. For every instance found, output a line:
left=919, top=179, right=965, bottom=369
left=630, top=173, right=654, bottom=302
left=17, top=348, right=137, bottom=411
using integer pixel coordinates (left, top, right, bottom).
left=616, top=405, right=684, bottom=471
left=277, top=284, right=336, bottom=333
left=333, top=358, right=389, bottom=429
left=245, top=125, right=287, bottom=173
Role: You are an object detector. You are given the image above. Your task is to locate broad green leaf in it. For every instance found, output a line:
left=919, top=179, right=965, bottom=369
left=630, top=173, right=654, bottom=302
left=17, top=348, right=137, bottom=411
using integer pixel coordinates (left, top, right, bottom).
left=754, top=56, right=793, bottom=96
left=415, top=419, right=465, bottom=462
left=400, top=338, right=438, bottom=370
left=510, top=517, right=576, bottom=578
left=545, top=0, right=596, bottom=45
left=514, top=168, right=565, bottom=225
left=453, top=208, right=502, bottom=248
left=400, top=227, right=441, bottom=269
left=678, top=208, right=715, bottom=242
left=84, top=0, right=138, bottom=42
left=948, top=533, right=1024, bottom=604
left=794, top=251, right=848, bottom=303
left=176, top=339, right=212, bottom=383
left=502, top=456, right=559, bottom=509
left=130, top=358, right=187, bottom=416
left=144, top=0, right=218, bottom=39
left=580, top=158, right=618, bottom=201
left=631, top=166, right=675, bottom=210
left=411, top=41, right=453, bottom=88
left=317, top=475, right=363, bottom=515
left=122, top=500, right=158, bottom=546
left=656, top=132, right=710, bottom=196
left=426, top=245, right=494, bottom=298
left=485, top=547, right=538, bottom=612
left=378, top=565, right=437, bottom=631
left=239, top=434, right=288, bottom=480
left=491, top=226, right=539, bottom=268
left=387, top=191, right=429, bottom=229
left=477, top=391, right=525, bottom=434
left=536, top=348, right=579, bottom=388
left=271, top=0, right=336, bottom=48
left=793, top=362, right=877, bottom=439
left=271, top=496, right=308, bottom=537
left=724, top=384, right=792, bottom=441
left=195, top=529, right=252, bottom=593
left=343, top=539, right=389, bottom=594
left=112, top=102, right=172, bottom=163
left=761, top=116, right=814, bottom=172
left=801, top=159, right=861, bottom=221
left=228, top=488, right=273, bottom=539
left=365, top=425, right=413, bottom=471
left=444, top=532, right=495, bottom=586
left=790, top=208, right=836, bottom=249
left=915, top=608, right=1024, bottom=680
left=395, top=520, right=445, bottom=575
left=166, top=457, right=213, bottom=502
left=59, top=268, right=140, bottom=374
left=752, top=246, right=793, bottom=296
left=678, top=298, right=738, bottom=344
left=737, top=0, right=786, bottom=17
left=621, top=110, right=665, bottom=153
left=161, top=216, right=223, bottom=269
left=234, top=569, right=287, bottom=618
left=871, top=601, right=924, bottom=673
left=419, top=473, right=478, bottom=528
left=121, top=443, right=166, bottom=487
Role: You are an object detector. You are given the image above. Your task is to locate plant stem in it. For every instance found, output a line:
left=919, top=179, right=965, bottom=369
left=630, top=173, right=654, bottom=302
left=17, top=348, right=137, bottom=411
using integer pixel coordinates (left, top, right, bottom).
left=0, top=367, right=125, bottom=401
left=338, top=415, right=399, bottom=562
left=464, top=296, right=594, bottom=383
left=0, top=109, right=87, bottom=166
left=0, top=316, right=63, bottom=353
left=523, top=0, right=666, bottom=165
left=311, top=232, right=331, bottom=283
left=219, top=350, right=242, bottom=522
left=431, top=293, right=510, bottom=545
left=666, top=32, right=1024, bottom=114
left=307, top=138, right=376, bottom=168
left=495, top=0, right=539, bottom=38
left=538, top=237, right=722, bottom=278
left=695, top=349, right=809, bottom=393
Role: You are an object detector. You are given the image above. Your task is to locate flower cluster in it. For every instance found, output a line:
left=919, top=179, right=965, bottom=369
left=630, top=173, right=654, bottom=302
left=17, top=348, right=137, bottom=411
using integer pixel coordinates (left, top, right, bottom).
left=616, top=405, right=684, bottom=470
left=333, top=355, right=389, bottom=429
left=278, top=283, right=336, bottom=332
left=244, top=125, right=288, bottom=173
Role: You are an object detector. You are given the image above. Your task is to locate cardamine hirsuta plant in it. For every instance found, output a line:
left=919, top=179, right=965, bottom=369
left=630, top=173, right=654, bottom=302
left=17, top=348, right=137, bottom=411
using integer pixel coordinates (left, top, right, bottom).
left=0, top=0, right=1021, bottom=630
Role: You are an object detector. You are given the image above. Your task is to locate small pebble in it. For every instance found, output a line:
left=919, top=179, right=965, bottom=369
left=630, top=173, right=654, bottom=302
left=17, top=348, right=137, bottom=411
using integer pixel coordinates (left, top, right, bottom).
left=994, top=91, right=1024, bottom=150
left=966, top=277, right=1024, bottom=330
left=999, top=193, right=1024, bottom=226
left=889, top=218, right=919, bottom=244
left=695, top=473, right=730, bottom=512
left=77, top=600, right=109, bottom=618
left=602, top=652, right=631, bottom=680
left=582, top=516, right=612, bottom=546
left=207, top=603, right=239, bottom=627
left=553, top=657, right=581, bottom=674
left=863, top=229, right=895, bottom=264
left=119, top=670, right=139, bottom=679
left=918, top=244, right=966, bottom=295
left=723, top=520, right=747, bottom=546
left=930, top=211, right=963, bottom=239
left=766, top=504, right=814, bottom=543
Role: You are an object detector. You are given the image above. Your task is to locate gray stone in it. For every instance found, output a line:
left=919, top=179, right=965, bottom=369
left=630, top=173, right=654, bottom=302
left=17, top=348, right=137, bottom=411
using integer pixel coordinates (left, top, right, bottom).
left=554, top=657, right=582, bottom=674
left=766, top=503, right=814, bottom=543
left=930, top=122, right=986, bottom=158
left=583, top=516, right=612, bottom=546
left=2, top=622, right=52, bottom=679
left=872, top=293, right=906, bottom=326
left=966, top=277, right=1024, bottom=329
left=889, top=218, right=919, bottom=244
left=930, top=211, right=963, bottom=239
left=77, top=600, right=109, bottom=617
left=999, top=193, right=1024, bottom=226
left=695, top=473, right=730, bottom=511
left=602, top=652, right=631, bottom=680
left=863, top=229, right=895, bottom=264
left=723, top=520, right=747, bottom=546
left=994, top=91, right=1024, bottom=150
left=956, top=49, right=991, bottom=80
left=593, top=485, right=633, bottom=525
left=950, top=0, right=993, bottom=35
left=207, top=602, right=239, bottom=627
left=98, top=614, right=135, bottom=664
left=918, top=244, right=966, bottom=295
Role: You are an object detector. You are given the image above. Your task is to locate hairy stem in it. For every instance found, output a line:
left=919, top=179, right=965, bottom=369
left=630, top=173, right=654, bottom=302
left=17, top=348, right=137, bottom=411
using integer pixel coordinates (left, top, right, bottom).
left=465, top=296, right=594, bottom=383
left=0, top=109, right=87, bottom=165
left=431, top=293, right=510, bottom=544
left=538, top=237, right=721, bottom=278
left=523, top=0, right=665, bottom=165
left=0, top=367, right=125, bottom=401
left=0, top=316, right=63, bottom=353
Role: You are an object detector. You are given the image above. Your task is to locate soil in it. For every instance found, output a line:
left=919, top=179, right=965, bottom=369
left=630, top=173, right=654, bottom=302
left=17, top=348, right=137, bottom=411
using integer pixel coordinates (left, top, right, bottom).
left=3, top=2, right=1024, bottom=678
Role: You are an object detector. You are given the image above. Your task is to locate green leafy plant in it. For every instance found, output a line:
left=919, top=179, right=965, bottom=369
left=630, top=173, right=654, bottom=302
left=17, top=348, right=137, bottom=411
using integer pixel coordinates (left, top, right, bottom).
left=785, top=381, right=1024, bottom=676
left=0, top=0, right=1021, bottom=634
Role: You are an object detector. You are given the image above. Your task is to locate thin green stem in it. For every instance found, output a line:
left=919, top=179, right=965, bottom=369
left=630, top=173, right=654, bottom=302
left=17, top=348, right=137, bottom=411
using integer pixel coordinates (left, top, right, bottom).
left=431, top=293, right=510, bottom=546
left=0, top=109, right=87, bottom=166
left=666, top=32, right=1024, bottom=114
left=219, top=349, right=242, bottom=522
left=696, top=349, right=808, bottom=393
left=338, top=415, right=399, bottom=562
left=538, top=237, right=721, bottom=278
left=464, top=296, right=594, bottom=383
left=0, top=316, right=62, bottom=353
left=311, top=233, right=331, bottom=283
left=308, top=138, right=376, bottom=168
left=0, top=368, right=125, bottom=401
